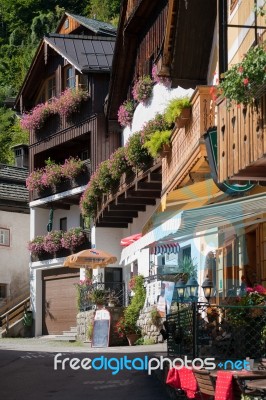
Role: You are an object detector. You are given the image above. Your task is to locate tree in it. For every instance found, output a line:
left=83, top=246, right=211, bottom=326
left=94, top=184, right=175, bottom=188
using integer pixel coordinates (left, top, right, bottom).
left=0, top=108, right=28, bottom=164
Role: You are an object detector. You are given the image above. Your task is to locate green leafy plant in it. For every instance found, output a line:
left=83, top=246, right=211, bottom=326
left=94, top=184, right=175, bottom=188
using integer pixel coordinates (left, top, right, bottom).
left=143, top=129, right=172, bottom=157
left=87, top=322, right=94, bottom=341
left=23, top=311, right=33, bottom=327
left=218, top=44, right=266, bottom=106
left=150, top=307, right=161, bottom=327
left=174, top=256, right=198, bottom=282
left=164, top=97, right=191, bottom=125
left=115, top=275, right=145, bottom=337
left=88, top=288, right=106, bottom=305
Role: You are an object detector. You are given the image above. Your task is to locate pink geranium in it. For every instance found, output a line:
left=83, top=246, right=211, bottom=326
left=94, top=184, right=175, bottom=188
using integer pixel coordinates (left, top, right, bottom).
left=54, top=88, right=89, bottom=118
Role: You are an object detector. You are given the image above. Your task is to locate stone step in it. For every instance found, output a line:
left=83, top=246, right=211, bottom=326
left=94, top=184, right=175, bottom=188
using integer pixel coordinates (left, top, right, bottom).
left=52, top=335, right=76, bottom=342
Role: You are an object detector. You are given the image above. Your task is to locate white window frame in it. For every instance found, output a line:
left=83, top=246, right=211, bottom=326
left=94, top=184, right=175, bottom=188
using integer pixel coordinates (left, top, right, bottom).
left=0, top=228, right=10, bottom=247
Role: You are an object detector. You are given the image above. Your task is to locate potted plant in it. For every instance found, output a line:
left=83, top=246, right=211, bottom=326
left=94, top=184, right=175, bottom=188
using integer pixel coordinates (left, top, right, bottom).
left=174, top=256, right=198, bottom=284
left=88, top=288, right=106, bottom=307
left=125, top=132, right=153, bottom=172
left=132, top=75, right=153, bottom=104
left=54, top=88, right=89, bottom=118
left=218, top=44, right=266, bottom=106
left=106, top=289, right=119, bottom=307
left=43, top=230, right=63, bottom=255
left=143, top=129, right=172, bottom=158
left=28, top=236, right=46, bottom=261
left=164, top=96, right=191, bottom=128
left=117, top=100, right=135, bottom=127
left=61, top=157, right=85, bottom=181
left=20, top=101, right=54, bottom=131
left=115, top=316, right=141, bottom=345
left=61, top=227, right=86, bottom=253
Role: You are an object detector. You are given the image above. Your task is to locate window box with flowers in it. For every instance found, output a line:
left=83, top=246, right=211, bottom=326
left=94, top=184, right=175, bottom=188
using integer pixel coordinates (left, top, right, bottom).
left=20, top=88, right=89, bottom=132
left=218, top=44, right=266, bottom=106
left=132, top=75, right=153, bottom=104
left=164, top=97, right=191, bottom=129
left=61, top=227, right=87, bottom=253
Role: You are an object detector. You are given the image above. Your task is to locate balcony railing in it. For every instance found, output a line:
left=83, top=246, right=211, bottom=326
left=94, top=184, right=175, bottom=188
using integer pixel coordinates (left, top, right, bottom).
left=217, top=91, right=266, bottom=182
left=162, top=86, right=215, bottom=194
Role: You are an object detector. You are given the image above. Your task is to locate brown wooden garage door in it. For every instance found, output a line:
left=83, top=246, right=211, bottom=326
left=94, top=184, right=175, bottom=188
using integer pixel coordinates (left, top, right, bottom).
left=42, top=267, right=79, bottom=335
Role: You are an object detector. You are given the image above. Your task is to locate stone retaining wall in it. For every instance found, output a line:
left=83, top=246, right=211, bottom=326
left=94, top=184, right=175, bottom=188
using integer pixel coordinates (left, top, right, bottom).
left=137, top=306, right=165, bottom=344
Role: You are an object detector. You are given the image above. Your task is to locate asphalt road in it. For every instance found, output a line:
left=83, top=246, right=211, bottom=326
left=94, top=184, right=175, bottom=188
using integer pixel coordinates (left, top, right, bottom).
left=0, top=341, right=169, bottom=400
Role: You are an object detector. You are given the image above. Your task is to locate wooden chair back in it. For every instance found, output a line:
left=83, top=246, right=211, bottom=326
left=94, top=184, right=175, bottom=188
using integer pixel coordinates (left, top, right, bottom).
left=192, top=369, right=215, bottom=398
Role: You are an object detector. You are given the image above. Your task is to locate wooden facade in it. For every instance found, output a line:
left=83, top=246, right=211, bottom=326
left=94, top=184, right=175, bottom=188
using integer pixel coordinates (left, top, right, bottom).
left=218, top=93, right=266, bottom=182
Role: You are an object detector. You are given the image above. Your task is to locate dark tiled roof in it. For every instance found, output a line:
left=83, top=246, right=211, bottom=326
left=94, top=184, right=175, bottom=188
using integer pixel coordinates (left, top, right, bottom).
left=66, top=13, right=117, bottom=37
left=0, top=183, right=28, bottom=202
left=45, top=34, right=115, bottom=73
left=0, top=164, right=28, bottom=181
left=0, top=164, right=29, bottom=204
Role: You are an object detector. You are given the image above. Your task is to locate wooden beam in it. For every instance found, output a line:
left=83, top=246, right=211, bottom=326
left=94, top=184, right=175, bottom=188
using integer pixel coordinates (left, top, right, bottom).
left=116, top=196, right=156, bottom=205
left=135, top=181, right=162, bottom=191
left=125, top=190, right=161, bottom=198
left=95, top=222, right=128, bottom=228
left=98, top=216, right=133, bottom=223
left=109, top=203, right=146, bottom=212
left=102, top=210, right=138, bottom=218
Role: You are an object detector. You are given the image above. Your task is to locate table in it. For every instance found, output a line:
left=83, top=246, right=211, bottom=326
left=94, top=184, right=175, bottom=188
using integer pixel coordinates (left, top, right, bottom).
left=210, top=370, right=266, bottom=379
left=246, top=379, right=266, bottom=395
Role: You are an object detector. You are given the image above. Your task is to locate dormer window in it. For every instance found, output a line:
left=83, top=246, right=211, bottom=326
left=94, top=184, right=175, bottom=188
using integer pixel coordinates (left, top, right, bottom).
left=64, top=18, right=69, bottom=30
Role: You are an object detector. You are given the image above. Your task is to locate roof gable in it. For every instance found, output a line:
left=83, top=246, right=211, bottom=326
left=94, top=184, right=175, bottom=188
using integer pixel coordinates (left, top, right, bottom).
left=56, top=12, right=117, bottom=37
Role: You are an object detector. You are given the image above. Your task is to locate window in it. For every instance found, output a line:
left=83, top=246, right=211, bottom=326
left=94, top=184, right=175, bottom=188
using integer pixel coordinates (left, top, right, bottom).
left=47, top=76, right=56, bottom=100
left=0, top=284, right=7, bottom=298
left=0, top=228, right=10, bottom=246
left=64, top=18, right=69, bottom=29
left=65, top=66, right=75, bottom=89
left=60, top=218, right=67, bottom=232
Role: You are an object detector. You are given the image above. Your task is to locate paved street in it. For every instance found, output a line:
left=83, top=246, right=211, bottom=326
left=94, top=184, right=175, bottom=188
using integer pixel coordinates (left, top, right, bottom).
left=0, top=339, right=169, bottom=400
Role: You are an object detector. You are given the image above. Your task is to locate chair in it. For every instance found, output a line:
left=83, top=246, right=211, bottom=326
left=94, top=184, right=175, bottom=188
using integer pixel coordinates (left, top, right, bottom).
left=192, top=369, right=215, bottom=399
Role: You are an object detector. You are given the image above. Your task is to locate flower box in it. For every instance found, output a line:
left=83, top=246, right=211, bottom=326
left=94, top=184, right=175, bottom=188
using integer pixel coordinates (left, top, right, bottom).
left=159, top=143, right=171, bottom=158
left=175, top=107, right=191, bottom=129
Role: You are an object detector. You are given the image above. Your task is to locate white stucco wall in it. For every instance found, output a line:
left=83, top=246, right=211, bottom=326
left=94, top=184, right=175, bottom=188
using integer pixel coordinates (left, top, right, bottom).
left=122, top=83, right=194, bottom=144
left=0, top=210, right=30, bottom=302
left=33, top=205, right=82, bottom=237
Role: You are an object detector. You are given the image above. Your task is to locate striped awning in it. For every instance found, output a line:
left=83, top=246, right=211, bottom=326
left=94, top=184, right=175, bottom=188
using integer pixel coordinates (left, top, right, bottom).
left=150, top=242, right=180, bottom=255
left=120, top=192, right=266, bottom=265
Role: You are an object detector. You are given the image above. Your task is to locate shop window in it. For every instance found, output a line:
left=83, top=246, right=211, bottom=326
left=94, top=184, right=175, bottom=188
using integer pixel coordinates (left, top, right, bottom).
left=0, top=284, right=7, bottom=298
left=0, top=228, right=10, bottom=247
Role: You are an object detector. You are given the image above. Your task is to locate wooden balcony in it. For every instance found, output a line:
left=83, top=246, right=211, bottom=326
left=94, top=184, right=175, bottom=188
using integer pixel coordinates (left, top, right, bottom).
left=162, top=86, right=215, bottom=194
left=30, top=160, right=90, bottom=207
left=95, top=162, right=162, bottom=228
left=217, top=91, right=266, bottom=182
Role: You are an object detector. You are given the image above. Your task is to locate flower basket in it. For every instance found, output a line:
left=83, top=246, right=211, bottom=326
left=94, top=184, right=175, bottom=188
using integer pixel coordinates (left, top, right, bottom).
left=126, top=333, right=141, bottom=346
left=175, top=107, right=191, bottom=128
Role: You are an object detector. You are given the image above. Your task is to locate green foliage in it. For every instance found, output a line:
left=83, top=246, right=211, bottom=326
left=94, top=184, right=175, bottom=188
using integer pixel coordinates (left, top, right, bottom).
left=0, top=108, right=29, bottom=164
left=124, top=275, right=146, bottom=332
left=85, top=0, right=121, bottom=23
left=150, top=307, right=161, bottom=327
left=218, top=44, right=266, bottom=106
left=174, top=256, right=198, bottom=281
left=164, top=97, right=191, bottom=125
left=125, top=132, right=153, bottom=171
left=23, top=311, right=33, bottom=327
left=143, top=130, right=172, bottom=158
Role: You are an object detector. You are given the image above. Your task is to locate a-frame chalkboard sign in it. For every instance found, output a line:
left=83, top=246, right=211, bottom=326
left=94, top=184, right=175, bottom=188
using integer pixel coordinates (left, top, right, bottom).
left=91, top=308, right=110, bottom=348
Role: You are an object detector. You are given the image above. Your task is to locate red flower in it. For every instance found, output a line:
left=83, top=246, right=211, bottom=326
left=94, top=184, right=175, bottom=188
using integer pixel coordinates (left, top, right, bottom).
left=238, top=66, right=244, bottom=73
left=243, top=78, right=249, bottom=86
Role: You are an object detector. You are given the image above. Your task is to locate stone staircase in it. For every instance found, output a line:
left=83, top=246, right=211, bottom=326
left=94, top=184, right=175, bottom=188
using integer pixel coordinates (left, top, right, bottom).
left=50, top=326, right=77, bottom=342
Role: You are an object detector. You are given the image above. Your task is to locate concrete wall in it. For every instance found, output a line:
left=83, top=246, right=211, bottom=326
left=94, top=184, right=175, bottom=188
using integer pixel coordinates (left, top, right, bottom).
left=0, top=210, right=30, bottom=305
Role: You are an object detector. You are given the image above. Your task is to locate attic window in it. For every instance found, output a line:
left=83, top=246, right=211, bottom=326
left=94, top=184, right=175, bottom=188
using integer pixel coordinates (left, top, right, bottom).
left=64, top=19, right=69, bottom=29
